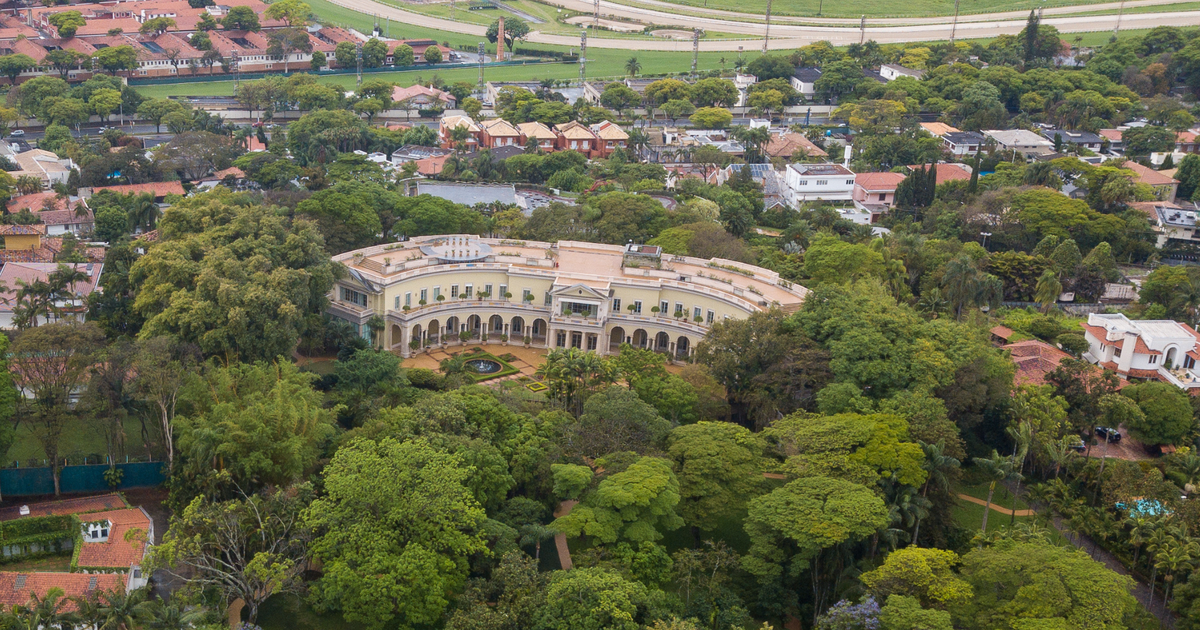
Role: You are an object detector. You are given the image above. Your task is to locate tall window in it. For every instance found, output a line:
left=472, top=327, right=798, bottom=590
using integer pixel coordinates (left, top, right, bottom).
left=693, top=306, right=701, bottom=320
left=420, top=288, right=428, bottom=303
left=660, top=300, right=669, bottom=314
left=405, top=292, right=412, bottom=307
left=451, top=285, right=459, bottom=298
left=612, top=297, right=622, bottom=312
left=500, top=284, right=508, bottom=298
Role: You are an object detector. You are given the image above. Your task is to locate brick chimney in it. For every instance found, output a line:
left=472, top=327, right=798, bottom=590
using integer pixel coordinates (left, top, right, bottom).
left=496, top=17, right=506, bottom=62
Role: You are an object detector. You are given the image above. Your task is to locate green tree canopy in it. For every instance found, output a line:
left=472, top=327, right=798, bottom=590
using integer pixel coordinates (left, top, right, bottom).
left=551, top=456, right=684, bottom=544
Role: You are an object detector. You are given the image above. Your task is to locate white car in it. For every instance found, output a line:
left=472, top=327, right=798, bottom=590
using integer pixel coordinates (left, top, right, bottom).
left=9, top=129, right=23, bottom=137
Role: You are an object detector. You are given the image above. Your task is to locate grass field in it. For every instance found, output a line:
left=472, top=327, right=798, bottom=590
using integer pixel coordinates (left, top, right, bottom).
left=603, top=0, right=1138, bottom=19
left=6, top=417, right=156, bottom=468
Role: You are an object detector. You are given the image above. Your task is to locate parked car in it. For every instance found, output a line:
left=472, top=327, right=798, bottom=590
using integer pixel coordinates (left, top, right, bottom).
left=9, top=129, right=23, bottom=137
left=1096, top=426, right=1122, bottom=442
left=1068, top=437, right=1087, bottom=452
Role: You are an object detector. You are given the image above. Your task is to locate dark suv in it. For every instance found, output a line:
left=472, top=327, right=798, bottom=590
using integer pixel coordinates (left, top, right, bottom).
left=1096, top=426, right=1122, bottom=442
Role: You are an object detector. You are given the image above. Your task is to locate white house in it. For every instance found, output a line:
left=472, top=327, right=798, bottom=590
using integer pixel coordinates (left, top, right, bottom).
left=0, top=262, right=103, bottom=329
left=784, top=163, right=856, bottom=206
left=942, top=131, right=986, bottom=157
left=1081, top=313, right=1200, bottom=390
left=880, top=64, right=925, bottom=81
left=790, top=67, right=822, bottom=97
left=983, top=129, right=1054, bottom=158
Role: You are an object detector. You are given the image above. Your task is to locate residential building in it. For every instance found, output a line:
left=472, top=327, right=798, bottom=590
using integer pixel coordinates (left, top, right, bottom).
left=391, top=145, right=453, bottom=167
left=853, top=172, right=906, bottom=207
left=1139, top=201, right=1196, bottom=248
left=439, top=115, right=481, bottom=150
left=790, top=67, right=822, bottom=97
left=1081, top=313, right=1200, bottom=389
left=1123, top=161, right=1179, bottom=201
left=328, top=236, right=808, bottom=359
left=478, top=118, right=522, bottom=149
left=78, top=182, right=185, bottom=203
left=910, top=162, right=973, bottom=185
left=555, top=121, right=599, bottom=156
left=784, top=163, right=856, bottom=205
left=38, top=208, right=94, bottom=237
left=0, top=493, right=153, bottom=605
left=983, top=129, right=1054, bottom=158
left=1004, top=339, right=1074, bottom=386
left=391, top=84, right=456, bottom=109
left=920, top=122, right=960, bottom=137
left=764, top=130, right=828, bottom=160
left=1176, top=130, right=1200, bottom=154
left=7, top=149, right=74, bottom=188
left=0, top=261, right=103, bottom=328
left=941, top=131, right=986, bottom=156
left=1099, top=129, right=1125, bottom=153
left=880, top=64, right=925, bottom=81
left=590, top=121, right=629, bottom=158
left=1040, top=128, right=1104, bottom=152
left=516, top=122, right=558, bottom=152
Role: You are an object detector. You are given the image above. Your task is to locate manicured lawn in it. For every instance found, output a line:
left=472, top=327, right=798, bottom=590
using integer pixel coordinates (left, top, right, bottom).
left=0, top=554, right=72, bottom=573
left=956, top=482, right=1030, bottom=511
left=5, top=417, right=157, bottom=468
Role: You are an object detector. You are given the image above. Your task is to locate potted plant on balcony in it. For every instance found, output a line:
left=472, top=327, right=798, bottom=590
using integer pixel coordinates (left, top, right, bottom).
left=459, top=330, right=471, bottom=345
left=523, top=293, right=535, bottom=305
left=436, top=294, right=446, bottom=304
left=418, top=299, right=427, bottom=307
left=562, top=306, right=572, bottom=316
left=409, top=339, right=421, bottom=354
left=504, top=291, right=513, bottom=301
left=481, top=331, right=490, bottom=344
left=402, top=305, right=410, bottom=312
left=627, top=304, right=637, bottom=314
left=694, top=316, right=704, bottom=323
left=478, top=291, right=490, bottom=301
left=523, top=335, right=531, bottom=347
left=500, top=333, right=509, bottom=346
left=650, top=306, right=661, bottom=316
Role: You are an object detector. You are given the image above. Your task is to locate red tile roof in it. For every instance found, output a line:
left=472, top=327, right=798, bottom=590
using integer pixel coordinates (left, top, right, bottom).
left=1004, top=339, right=1073, bottom=386
left=8, top=193, right=66, bottom=214
left=1099, top=129, right=1124, bottom=142
left=855, top=172, right=906, bottom=192
left=89, top=182, right=184, bottom=198
left=1080, top=323, right=1162, bottom=354
left=0, top=224, right=46, bottom=236
left=75, top=508, right=151, bottom=569
left=909, top=163, right=972, bottom=185
left=38, top=209, right=93, bottom=226
left=0, top=493, right=127, bottom=521
left=0, top=573, right=124, bottom=612
left=990, top=325, right=1014, bottom=340
left=1123, top=161, right=1179, bottom=187
left=765, top=131, right=827, bottom=159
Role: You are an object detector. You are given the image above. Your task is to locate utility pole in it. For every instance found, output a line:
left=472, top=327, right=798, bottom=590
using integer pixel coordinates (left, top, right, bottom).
left=355, top=41, right=363, bottom=88
left=1113, top=0, right=1125, bottom=37
left=594, top=0, right=599, bottom=28
left=579, top=31, right=586, bottom=83
left=859, top=15, right=866, bottom=45
left=762, top=0, right=772, bottom=54
left=817, top=0, right=823, bottom=15
left=692, top=28, right=699, bottom=78
left=949, top=0, right=960, bottom=44
left=232, top=50, right=240, bottom=91
left=478, top=42, right=485, bottom=87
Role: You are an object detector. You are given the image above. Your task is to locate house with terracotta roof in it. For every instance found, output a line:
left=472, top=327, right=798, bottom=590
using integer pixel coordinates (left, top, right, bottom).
left=478, top=118, right=522, bottom=150
left=0, top=493, right=151, bottom=600
left=80, top=181, right=185, bottom=203
left=391, top=84, right=456, bottom=109
left=439, top=115, right=481, bottom=150
left=0, top=224, right=47, bottom=251
left=1081, top=313, right=1200, bottom=388
left=0, top=261, right=103, bottom=327
left=907, top=162, right=973, bottom=186
left=764, top=130, right=827, bottom=160
left=516, top=122, right=557, bottom=152
left=554, top=121, right=599, bottom=157
left=1099, top=129, right=1125, bottom=153
left=1004, top=339, right=1073, bottom=386
left=1122, top=161, right=1179, bottom=202
left=39, top=208, right=94, bottom=237
left=1176, top=130, right=1200, bottom=154
left=590, top=121, right=629, bottom=158
left=920, top=122, right=960, bottom=137
left=853, top=172, right=906, bottom=208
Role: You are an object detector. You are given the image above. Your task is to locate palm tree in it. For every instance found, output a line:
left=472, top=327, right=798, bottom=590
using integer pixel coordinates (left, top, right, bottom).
left=1034, top=269, right=1062, bottom=313
left=1155, top=539, right=1198, bottom=613
left=1126, top=516, right=1157, bottom=569
left=14, top=175, right=42, bottom=195
left=126, top=193, right=160, bottom=233
left=1005, top=420, right=1033, bottom=526
left=941, top=255, right=981, bottom=320
left=15, top=587, right=67, bottom=630
left=136, top=598, right=207, bottom=630
left=624, top=56, right=641, bottom=77
left=913, top=440, right=960, bottom=544
left=98, top=587, right=147, bottom=630
left=518, top=522, right=555, bottom=561
left=68, top=594, right=104, bottom=630
left=971, top=451, right=1022, bottom=536
left=1145, top=528, right=1174, bottom=611
left=1042, top=436, right=1076, bottom=479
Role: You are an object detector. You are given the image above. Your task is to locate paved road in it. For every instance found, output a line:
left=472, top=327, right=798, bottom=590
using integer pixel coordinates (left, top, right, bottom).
left=546, top=0, right=1196, bottom=27
left=326, top=0, right=1200, bottom=50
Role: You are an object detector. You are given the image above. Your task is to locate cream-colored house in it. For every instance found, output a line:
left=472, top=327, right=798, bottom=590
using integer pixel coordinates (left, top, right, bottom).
left=328, top=236, right=808, bottom=360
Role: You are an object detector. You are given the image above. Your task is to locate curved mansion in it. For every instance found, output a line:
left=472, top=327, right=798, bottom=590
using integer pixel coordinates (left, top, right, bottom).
left=328, top=236, right=809, bottom=360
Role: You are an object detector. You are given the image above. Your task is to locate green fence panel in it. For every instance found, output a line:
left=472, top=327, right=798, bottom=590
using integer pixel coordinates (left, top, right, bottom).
left=0, top=463, right=165, bottom=497
left=127, top=59, right=571, bottom=87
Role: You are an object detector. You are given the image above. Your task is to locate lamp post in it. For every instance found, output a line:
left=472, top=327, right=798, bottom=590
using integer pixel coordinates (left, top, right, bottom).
left=980, top=231, right=992, bottom=249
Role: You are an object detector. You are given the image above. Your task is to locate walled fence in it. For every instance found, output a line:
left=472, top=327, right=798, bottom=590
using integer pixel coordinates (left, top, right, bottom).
left=0, top=462, right=165, bottom=497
